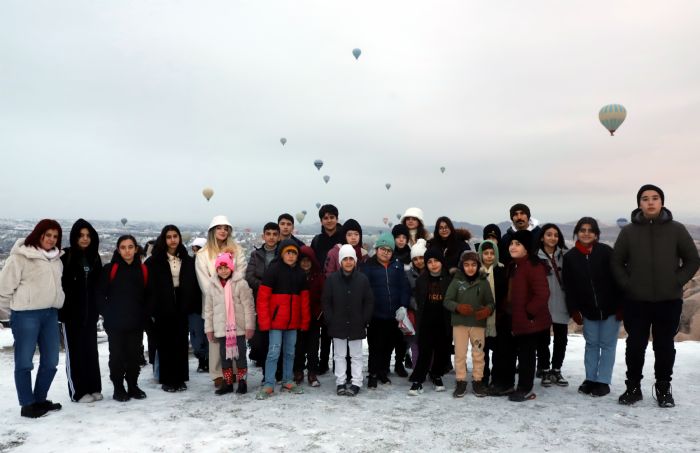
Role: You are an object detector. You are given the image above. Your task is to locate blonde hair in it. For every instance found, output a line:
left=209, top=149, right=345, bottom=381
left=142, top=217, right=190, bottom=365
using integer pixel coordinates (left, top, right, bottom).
left=205, top=226, right=238, bottom=260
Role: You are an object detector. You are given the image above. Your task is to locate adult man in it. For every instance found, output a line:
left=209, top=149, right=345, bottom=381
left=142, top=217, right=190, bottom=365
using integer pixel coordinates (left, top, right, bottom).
left=278, top=213, right=305, bottom=247
left=499, top=203, right=541, bottom=266
left=612, top=184, right=699, bottom=407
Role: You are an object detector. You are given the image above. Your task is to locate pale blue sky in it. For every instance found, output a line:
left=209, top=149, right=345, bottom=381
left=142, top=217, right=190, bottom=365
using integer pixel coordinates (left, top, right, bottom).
left=1, top=0, right=698, bottom=227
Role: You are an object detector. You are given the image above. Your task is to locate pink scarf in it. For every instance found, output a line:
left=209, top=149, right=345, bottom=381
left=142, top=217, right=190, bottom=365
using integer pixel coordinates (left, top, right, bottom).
left=223, top=279, right=238, bottom=360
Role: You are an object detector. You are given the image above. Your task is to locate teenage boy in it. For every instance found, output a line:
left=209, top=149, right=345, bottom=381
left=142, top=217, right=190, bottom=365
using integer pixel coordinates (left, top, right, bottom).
left=278, top=213, right=305, bottom=247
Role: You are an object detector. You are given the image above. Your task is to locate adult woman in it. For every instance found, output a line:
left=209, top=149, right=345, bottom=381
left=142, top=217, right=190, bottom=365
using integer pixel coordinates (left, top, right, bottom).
left=60, top=219, right=103, bottom=403
left=147, top=225, right=199, bottom=392
left=535, top=223, right=569, bottom=387
left=563, top=217, right=622, bottom=397
left=400, top=207, right=430, bottom=247
left=0, top=219, right=65, bottom=418
left=195, top=215, right=247, bottom=387
left=427, top=216, right=471, bottom=274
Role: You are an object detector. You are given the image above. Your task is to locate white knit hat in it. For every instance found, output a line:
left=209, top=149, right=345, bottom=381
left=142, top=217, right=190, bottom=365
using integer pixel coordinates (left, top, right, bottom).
left=410, top=238, right=428, bottom=259
left=208, top=215, right=233, bottom=230
left=400, top=207, right=424, bottom=224
left=338, top=244, right=357, bottom=264
left=191, top=238, right=207, bottom=248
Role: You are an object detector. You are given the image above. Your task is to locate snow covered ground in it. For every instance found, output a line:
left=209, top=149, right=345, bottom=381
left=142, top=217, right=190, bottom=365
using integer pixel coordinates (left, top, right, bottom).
left=1, top=328, right=699, bottom=453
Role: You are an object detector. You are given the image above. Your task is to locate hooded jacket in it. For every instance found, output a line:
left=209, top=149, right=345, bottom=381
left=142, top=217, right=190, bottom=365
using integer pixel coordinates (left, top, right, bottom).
left=322, top=268, right=374, bottom=340
left=0, top=239, right=65, bottom=311
left=361, top=255, right=411, bottom=320
left=499, top=219, right=542, bottom=266
left=507, top=257, right=551, bottom=335
left=612, top=207, right=700, bottom=302
left=324, top=243, right=368, bottom=276
left=443, top=270, right=494, bottom=328
left=59, top=219, right=102, bottom=325
left=203, top=271, right=256, bottom=337
left=97, top=254, right=148, bottom=331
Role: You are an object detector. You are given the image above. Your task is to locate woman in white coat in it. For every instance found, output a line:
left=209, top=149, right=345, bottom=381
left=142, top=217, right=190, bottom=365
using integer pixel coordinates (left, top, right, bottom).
left=195, top=215, right=247, bottom=387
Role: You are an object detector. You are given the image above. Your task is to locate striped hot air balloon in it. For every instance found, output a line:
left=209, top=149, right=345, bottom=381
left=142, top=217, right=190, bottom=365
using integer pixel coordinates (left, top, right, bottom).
left=599, top=104, right=627, bottom=136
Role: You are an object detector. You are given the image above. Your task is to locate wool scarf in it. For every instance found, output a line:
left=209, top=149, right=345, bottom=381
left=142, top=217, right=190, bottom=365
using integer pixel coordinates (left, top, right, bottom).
left=221, top=278, right=238, bottom=360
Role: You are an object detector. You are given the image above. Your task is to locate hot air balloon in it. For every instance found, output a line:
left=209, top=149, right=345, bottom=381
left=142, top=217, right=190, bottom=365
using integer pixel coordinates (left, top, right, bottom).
left=296, top=212, right=306, bottom=223
left=440, top=166, right=445, bottom=174
left=316, top=202, right=321, bottom=209
left=314, top=159, right=324, bottom=171
left=352, top=48, right=361, bottom=60
left=323, top=175, right=330, bottom=184
left=383, top=217, right=389, bottom=225
left=202, top=187, right=214, bottom=201
left=280, top=137, right=287, bottom=146
left=385, top=183, right=391, bottom=190
left=120, top=218, right=128, bottom=226
left=302, top=210, right=307, bottom=215
left=616, top=217, right=629, bottom=229
left=396, top=214, right=401, bottom=220
left=599, top=104, right=627, bottom=136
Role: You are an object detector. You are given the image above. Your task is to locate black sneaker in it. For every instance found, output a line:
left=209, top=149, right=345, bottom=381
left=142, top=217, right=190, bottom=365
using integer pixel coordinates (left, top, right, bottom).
left=215, top=384, right=234, bottom=395
left=197, top=357, right=208, bottom=373
left=472, top=380, right=488, bottom=397
left=113, top=386, right=130, bottom=402
left=487, top=384, right=515, bottom=397
left=177, top=382, right=187, bottom=392
left=236, top=379, right=247, bottom=394
left=432, top=376, right=445, bottom=392
left=35, top=400, right=62, bottom=412
left=367, top=375, right=378, bottom=389
left=21, top=404, right=48, bottom=418
left=578, top=380, right=595, bottom=395
left=337, top=384, right=348, bottom=396
left=404, top=353, right=413, bottom=369
left=453, top=381, right=468, bottom=398
left=378, top=375, right=392, bottom=385
left=128, top=385, right=147, bottom=400
left=653, top=381, right=675, bottom=408
left=162, top=384, right=178, bottom=393
left=407, top=382, right=423, bottom=396
left=550, top=369, right=569, bottom=387
left=394, top=363, right=408, bottom=378
left=591, top=383, right=610, bottom=397
left=540, top=370, right=552, bottom=387
left=618, top=380, right=643, bottom=405
left=509, top=389, right=536, bottom=402
left=347, top=385, right=360, bottom=397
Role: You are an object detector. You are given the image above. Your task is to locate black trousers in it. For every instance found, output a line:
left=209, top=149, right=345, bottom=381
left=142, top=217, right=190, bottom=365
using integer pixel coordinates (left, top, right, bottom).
left=514, top=331, right=542, bottom=393
left=535, top=323, right=569, bottom=371
left=408, top=319, right=451, bottom=384
left=62, top=321, right=102, bottom=401
left=624, top=299, right=682, bottom=383
left=368, top=318, right=402, bottom=377
left=294, top=318, right=322, bottom=374
left=107, top=329, right=143, bottom=387
left=155, top=313, right=190, bottom=387
left=492, top=315, right=517, bottom=389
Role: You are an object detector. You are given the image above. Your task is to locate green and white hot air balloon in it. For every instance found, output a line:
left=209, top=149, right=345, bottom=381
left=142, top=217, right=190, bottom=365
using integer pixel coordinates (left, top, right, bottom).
left=599, top=104, right=627, bottom=136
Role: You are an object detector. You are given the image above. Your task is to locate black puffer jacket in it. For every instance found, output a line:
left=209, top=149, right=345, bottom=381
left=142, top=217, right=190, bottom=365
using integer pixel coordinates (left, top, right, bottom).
left=59, top=219, right=103, bottom=326
left=98, top=255, right=149, bottom=331
left=563, top=242, right=622, bottom=320
left=322, top=269, right=374, bottom=340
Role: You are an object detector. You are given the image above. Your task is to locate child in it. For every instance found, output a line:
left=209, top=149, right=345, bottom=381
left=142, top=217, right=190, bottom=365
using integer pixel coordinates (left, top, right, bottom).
left=443, top=251, right=494, bottom=398
left=407, top=249, right=452, bottom=395
left=404, top=238, right=428, bottom=368
left=392, top=224, right=412, bottom=269
left=256, top=239, right=311, bottom=399
left=293, top=246, right=326, bottom=387
left=477, top=239, right=507, bottom=387
left=98, top=235, right=149, bottom=402
left=324, top=219, right=368, bottom=276
left=204, top=250, right=255, bottom=395
left=322, top=244, right=374, bottom=396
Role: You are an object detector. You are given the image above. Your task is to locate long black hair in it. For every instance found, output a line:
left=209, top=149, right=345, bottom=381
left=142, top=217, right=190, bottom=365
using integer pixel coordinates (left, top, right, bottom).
left=152, top=225, right=188, bottom=259
left=538, top=223, right=568, bottom=252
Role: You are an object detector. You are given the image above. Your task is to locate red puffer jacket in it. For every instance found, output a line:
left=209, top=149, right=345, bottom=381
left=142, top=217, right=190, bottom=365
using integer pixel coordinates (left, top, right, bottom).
left=508, top=257, right=551, bottom=335
left=256, top=260, right=311, bottom=331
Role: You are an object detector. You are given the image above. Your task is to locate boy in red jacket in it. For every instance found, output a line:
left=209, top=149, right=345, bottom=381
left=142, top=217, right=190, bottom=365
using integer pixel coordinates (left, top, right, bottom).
left=256, top=239, right=311, bottom=399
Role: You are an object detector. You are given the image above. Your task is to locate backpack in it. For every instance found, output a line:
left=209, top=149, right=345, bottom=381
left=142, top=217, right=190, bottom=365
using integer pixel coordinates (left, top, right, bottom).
left=109, top=262, right=149, bottom=286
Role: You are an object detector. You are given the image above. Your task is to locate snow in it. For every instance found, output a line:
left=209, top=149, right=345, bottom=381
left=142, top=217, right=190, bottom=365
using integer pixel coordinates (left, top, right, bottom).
left=1, top=329, right=699, bottom=453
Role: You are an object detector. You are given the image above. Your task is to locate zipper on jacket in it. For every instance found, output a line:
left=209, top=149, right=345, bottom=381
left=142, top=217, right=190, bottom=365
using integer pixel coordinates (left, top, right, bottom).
left=288, top=294, right=293, bottom=329
left=585, top=255, right=602, bottom=319
left=272, top=305, right=279, bottom=321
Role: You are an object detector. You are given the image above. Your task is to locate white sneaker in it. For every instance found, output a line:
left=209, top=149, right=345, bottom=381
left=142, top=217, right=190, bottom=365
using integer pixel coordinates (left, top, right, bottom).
left=77, top=394, right=96, bottom=403
left=91, top=392, right=104, bottom=401
left=407, top=383, right=423, bottom=396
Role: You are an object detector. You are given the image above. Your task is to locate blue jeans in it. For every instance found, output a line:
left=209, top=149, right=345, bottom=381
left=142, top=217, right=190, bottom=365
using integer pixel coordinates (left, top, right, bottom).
left=583, top=316, right=620, bottom=384
left=10, top=308, right=60, bottom=407
left=264, top=329, right=297, bottom=388
left=188, top=313, right=208, bottom=360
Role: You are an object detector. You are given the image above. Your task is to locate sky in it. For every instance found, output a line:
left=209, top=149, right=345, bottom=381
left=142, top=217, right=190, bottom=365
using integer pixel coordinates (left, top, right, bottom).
left=1, top=0, right=699, bottom=228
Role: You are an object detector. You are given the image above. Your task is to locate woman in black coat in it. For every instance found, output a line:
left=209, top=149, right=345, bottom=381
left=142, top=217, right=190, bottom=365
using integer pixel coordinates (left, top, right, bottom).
left=146, top=225, right=200, bottom=392
left=60, top=219, right=103, bottom=403
left=427, top=216, right=471, bottom=274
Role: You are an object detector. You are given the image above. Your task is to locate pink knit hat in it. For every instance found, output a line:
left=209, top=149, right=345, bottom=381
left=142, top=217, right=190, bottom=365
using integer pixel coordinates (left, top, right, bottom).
left=215, top=252, right=235, bottom=271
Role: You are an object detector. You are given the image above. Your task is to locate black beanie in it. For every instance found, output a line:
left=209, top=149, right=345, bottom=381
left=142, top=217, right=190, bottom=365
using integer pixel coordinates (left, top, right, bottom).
left=509, top=230, right=533, bottom=254
left=510, top=203, right=531, bottom=219
left=318, top=204, right=339, bottom=219
left=342, top=218, right=363, bottom=244
left=482, top=223, right=502, bottom=241
left=423, top=247, right=444, bottom=265
left=392, top=223, right=409, bottom=238
left=637, top=184, right=664, bottom=206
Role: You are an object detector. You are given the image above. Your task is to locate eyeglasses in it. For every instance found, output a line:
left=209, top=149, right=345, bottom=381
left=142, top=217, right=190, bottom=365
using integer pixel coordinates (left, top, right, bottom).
left=438, top=225, right=450, bottom=231
left=378, top=247, right=393, bottom=253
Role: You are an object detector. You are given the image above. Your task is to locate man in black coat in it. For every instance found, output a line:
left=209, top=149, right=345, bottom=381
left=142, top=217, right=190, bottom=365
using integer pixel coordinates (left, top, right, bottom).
left=499, top=203, right=542, bottom=266
left=322, top=244, right=374, bottom=396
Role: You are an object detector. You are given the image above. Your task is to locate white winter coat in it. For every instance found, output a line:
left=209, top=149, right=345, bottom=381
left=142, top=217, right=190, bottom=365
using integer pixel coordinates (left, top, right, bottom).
left=203, top=273, right=255, bottom=337
left=0, top=239, right=65, bottom=311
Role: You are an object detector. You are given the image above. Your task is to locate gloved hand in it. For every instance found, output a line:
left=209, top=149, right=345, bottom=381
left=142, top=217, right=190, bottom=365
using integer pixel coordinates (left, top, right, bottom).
left=395, top=306, right=407, bottom=321
left=456, top=304, right=473, bottom=316
left=572, top=311, right=583, bottom=326
left=615, top=307, right=624, bottom=321
left=475, top=307, right=492, bottom=321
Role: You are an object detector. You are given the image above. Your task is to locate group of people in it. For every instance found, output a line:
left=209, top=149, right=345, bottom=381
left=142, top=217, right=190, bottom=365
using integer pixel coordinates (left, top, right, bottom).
left=1, top=184, right=698, bottom=418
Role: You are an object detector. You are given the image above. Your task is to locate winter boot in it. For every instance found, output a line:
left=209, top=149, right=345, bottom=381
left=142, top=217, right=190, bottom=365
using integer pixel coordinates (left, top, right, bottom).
left=113, top=381, right=130, bottom=402
left=540, top=370, right=552, bottom=387
left=347, top=384, right=360, bottom=397
left=35, top=400, right=62, bottom=412
left=653, top=381, right=675, bottom=408
left=337, top=384, right=348, bottom=396
left=216, top=368, right=235, bottom=395
left=453, top=380, right=468, bottom=398
left=578, top=380, right=595, bottom=395
left=618, top=380, right=643, bottom=405
left=550, top=369, right=569, bottom=386
left=378, top=374, right=392, bottom=385
left=472, top=380, right=488, bottom=397
left=367, top=375, right=378, bottom=389
left=591, top=383, right=610, bottom=397
left=508, top=389, right=536, bottom=402
left=127, top=381, right=147, bottom=400
left=21, top=404, right=48, bottom=418
left=236, top=368, right=248, bottom=394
